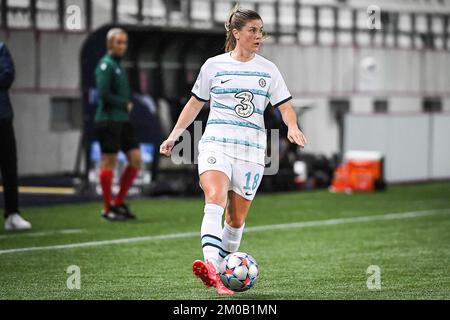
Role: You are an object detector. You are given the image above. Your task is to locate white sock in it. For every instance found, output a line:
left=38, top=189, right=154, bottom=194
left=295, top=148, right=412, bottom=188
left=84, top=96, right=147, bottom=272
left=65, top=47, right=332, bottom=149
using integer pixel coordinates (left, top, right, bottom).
left=200, top=203, right=225, bottom=270
left=218, top=221, right=245, bottom=264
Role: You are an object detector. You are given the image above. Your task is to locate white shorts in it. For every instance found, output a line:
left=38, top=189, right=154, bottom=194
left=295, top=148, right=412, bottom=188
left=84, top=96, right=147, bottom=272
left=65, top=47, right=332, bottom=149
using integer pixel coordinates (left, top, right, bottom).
left=198, top=149, right=265, bottom=201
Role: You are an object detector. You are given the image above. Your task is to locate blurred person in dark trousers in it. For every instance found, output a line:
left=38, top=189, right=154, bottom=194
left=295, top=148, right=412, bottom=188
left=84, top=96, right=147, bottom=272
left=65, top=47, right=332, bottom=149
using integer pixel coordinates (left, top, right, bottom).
left=0, top=41, right=31, bottom=231
left=95, top=28, right=141, bottom=221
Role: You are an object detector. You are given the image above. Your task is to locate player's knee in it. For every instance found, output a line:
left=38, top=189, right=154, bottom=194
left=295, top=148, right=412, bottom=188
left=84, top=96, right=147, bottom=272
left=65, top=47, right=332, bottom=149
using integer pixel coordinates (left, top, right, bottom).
left=129, top=153, right=141, bottom=168
left=101, top=156, right=117, bottom=169
left=205, top=189, right=227, bottom=207
left=130, top=157, right=141, bottom=169
left=228, top=217, right=245, bottom=228
left=101, top=163, right=113, bottom=170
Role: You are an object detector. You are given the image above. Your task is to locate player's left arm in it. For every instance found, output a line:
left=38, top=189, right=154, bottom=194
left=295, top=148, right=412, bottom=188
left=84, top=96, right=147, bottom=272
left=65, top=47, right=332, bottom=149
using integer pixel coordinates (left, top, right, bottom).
left=278, top=102, right=308, bottom=148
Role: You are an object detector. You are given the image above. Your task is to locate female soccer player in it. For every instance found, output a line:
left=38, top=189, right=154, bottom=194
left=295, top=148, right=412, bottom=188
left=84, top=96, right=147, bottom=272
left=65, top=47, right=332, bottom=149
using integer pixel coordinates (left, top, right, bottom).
left=160, top=5, right=307, bottom=295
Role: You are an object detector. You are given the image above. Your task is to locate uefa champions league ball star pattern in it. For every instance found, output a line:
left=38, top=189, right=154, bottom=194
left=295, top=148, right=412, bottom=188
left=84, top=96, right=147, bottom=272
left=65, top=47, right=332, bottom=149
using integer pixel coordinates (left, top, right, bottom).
left=218, top=252, right=259, bottom=292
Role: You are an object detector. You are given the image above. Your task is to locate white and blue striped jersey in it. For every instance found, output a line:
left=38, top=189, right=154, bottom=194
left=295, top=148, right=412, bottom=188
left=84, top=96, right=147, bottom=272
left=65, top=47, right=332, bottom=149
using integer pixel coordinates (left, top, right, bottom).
left=192, top=52, right=292, bottom=166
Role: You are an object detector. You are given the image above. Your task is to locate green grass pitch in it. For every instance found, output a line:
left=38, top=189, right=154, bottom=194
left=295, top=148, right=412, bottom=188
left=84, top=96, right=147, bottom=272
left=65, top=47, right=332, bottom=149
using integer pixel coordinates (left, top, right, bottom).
left=0, top=182, right=449, bottom=300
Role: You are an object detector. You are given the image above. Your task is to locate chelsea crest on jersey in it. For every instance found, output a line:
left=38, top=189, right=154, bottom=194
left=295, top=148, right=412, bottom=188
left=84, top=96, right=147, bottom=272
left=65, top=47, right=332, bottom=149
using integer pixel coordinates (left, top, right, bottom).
left=191, top=52, right=292, bottom=166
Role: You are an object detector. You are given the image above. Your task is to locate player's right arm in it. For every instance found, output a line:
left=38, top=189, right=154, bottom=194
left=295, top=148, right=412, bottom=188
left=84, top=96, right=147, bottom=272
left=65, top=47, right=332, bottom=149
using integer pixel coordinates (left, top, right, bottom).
left=160, top=96, right=205, bottom=157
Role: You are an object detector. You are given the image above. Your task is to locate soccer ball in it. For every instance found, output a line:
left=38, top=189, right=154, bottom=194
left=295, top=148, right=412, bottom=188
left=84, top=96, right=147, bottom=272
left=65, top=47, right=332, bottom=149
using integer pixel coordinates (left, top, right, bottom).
left=218, top=252, right=259, bottom=292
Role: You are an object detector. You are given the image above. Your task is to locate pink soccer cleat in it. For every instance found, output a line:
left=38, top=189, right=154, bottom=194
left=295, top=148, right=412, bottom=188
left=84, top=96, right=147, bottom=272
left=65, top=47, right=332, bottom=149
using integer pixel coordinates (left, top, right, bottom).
left=192, top=260, right=217, bottom=288
left=192, top=260, right=234, bottom=295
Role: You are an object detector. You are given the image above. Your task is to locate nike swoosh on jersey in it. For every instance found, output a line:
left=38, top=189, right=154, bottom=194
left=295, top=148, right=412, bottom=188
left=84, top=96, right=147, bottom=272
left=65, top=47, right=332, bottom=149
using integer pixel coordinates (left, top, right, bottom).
left=221, top=79, right=232, bottom=84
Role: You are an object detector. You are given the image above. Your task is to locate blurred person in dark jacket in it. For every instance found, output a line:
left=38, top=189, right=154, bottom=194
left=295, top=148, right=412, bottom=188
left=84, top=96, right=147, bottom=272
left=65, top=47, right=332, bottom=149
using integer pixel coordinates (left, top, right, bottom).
left=0, top=41, right=31, bottom=231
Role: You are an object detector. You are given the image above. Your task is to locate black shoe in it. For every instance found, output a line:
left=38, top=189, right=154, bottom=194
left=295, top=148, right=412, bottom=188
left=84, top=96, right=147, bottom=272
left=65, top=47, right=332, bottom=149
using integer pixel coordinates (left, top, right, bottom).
left=110, top=204, right=136, bottom=220
left=101, top=210, right=128, bottom=222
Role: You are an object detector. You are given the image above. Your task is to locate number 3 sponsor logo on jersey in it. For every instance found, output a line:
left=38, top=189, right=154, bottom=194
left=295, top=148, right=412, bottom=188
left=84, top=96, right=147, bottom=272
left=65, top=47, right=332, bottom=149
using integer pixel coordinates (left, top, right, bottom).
left=234, top=91, right=255, bottom=118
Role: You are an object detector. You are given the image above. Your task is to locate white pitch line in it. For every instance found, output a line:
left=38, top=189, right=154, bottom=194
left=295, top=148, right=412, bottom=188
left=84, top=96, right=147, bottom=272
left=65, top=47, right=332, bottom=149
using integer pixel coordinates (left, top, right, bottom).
left=243, top=210, right=449, bottom=232
left=0, top=209, right=448, bottom=255
left=0, top=229, right=85, bottom=240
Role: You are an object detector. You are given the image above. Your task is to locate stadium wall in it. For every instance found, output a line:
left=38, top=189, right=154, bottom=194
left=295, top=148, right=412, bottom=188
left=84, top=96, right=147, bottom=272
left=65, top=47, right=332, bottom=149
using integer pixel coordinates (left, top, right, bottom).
left=344, top=113, right=450, bottom=182
left=0, top=29, right=87, bottom=175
